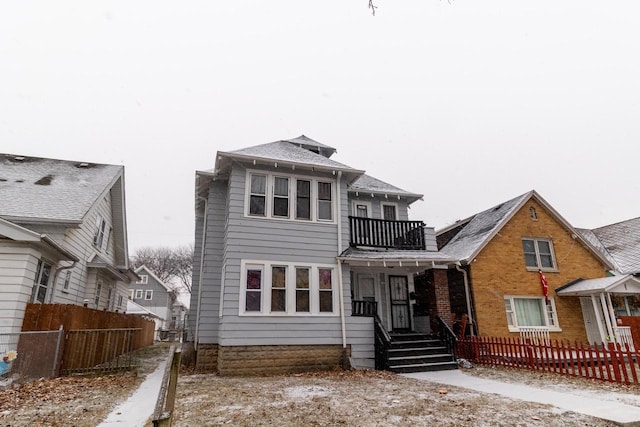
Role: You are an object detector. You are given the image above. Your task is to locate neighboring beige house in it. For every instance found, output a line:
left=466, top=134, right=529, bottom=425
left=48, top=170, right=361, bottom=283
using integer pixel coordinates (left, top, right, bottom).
left=0, top=153, right=137, bottom=333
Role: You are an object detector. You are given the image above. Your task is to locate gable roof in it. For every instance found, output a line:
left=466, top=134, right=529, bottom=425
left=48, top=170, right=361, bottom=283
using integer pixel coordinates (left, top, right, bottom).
left=348, top=174, right=423, bottom=205
left=0, top=154, right=123, bottom=224
left=437, top=190, right=614, bottom=269
left=134, top=265, right=174, bottom=292
left=556, top=274, right=640, bottom=296
left=577, top=217, right=640, bottom=274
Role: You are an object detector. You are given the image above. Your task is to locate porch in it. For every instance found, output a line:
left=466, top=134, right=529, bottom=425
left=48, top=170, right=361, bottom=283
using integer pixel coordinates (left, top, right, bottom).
left=348, top=216, right=426, bottom=250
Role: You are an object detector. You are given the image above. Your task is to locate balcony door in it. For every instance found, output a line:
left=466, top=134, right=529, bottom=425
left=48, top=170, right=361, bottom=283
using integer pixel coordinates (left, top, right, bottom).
left=389, top=275, right=411, bottom=332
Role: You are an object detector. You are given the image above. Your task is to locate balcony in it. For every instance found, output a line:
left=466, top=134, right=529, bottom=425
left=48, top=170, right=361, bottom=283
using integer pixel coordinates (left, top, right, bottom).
left=348, top=216, right=426, bottom=250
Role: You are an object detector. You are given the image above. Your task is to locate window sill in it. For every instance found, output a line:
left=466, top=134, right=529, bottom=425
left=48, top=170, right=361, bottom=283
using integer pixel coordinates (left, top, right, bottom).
left=239, top=312, right=339, bottom=317
left=525, top=267, right=559, bottom=273
left=508, top=326, right=562, bottom=333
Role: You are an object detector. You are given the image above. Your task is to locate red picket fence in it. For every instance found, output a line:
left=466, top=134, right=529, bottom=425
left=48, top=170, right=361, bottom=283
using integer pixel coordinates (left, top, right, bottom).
left=457, top=336, right=640, bottom=386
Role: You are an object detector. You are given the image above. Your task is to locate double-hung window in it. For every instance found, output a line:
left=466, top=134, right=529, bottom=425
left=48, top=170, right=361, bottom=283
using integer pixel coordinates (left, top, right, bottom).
left=273, top=177, right=290, bottom=218
left=295, top=267, right=310, bottom=312
left=145, top=290, right=153, bottom=300
left=93, top=215, right=107, bottom=249
left=296, top=180, right=311, bottom=220
left=271, top=266, right=287, bottom=312
left=245, top=171, right=335, bottom=222
left=31, top=259, right=52, bottom=303
left=317, top=182, right=333, bottom=221
left=245, top=265, right=263, bottom=312
left=241, top=261, right=336, bottom=315
left=249, top=174, right=267, bottom=216
left=522, top=238, right=556, bottom=270
left=134, top=289, right=143, bottom=299
left=504, top=296, right=559, bottom=331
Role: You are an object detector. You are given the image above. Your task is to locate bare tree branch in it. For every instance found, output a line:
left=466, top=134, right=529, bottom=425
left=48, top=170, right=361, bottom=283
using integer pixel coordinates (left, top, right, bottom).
left=368, top=0, right=377, bottom=16
left=131, top=244, right=194, bottom=293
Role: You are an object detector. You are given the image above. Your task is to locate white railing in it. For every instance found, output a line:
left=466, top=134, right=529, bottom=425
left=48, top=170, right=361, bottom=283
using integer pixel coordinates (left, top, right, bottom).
left=614, top=326, right=635, bottom=351
left=519, top=327, right=551, bottom=346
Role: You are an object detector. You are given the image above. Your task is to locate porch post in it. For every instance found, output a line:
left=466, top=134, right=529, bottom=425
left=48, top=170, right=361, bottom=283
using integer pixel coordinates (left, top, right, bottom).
left=599, top=292, right=615, bottom=343
left=433, top=269, right=452, bottom=328
left=605, top=293, right=620, bottom=345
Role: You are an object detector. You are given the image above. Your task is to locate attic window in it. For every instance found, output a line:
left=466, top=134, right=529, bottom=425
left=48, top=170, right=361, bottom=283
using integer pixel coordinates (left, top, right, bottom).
left=529, top=207, right=538, bottom=221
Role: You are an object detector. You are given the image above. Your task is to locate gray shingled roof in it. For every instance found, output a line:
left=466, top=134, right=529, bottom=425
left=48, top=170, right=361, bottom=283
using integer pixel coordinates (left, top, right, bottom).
left=0, top=154, right=122, bottom=223
left=587, top=217, right=640, bottom=274
left=281, top=135, right=336, bottom=156
left=349, top=174, right=423, bottom=201
left=576, top=228, right=620, bottom=272
left=437, top=191, right=532, bottom=261
left=225, top=140, right=358, bottom=172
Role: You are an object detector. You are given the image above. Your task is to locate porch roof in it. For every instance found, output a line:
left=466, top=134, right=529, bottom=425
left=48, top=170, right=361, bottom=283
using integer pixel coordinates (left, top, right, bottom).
left=337, top=247, right=457, bottom=267
left=555, top=274, right=640, bottom=296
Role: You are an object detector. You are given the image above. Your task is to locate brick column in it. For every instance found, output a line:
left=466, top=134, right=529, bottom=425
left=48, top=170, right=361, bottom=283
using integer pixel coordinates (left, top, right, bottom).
left=433, top=269, right=452, bottom=328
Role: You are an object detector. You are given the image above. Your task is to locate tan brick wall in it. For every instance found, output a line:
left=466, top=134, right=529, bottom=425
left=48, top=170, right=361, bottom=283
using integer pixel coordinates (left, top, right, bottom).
left=217, top=344, right=348, bottom=376
left=470, top=199, right=608, bottom=342
left=195, top=343, right=218, bottom=371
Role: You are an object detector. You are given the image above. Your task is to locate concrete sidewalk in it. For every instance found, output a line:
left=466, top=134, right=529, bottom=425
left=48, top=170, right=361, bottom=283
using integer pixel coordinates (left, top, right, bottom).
left=98, top=353, right=170, bottom=426
left=404, top=370, right=640, bottom=427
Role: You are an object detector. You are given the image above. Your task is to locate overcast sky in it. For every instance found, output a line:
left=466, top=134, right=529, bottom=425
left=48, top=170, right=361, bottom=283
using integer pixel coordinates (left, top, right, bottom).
left=2, top=1, right=639, bottom=253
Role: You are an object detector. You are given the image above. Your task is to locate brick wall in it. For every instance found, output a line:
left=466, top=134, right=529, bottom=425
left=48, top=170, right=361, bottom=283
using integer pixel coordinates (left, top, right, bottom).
left=197, top=344, right=348, bottom=376
left=195, top=343, right=218, bottom=371
left=470, top=199, right=608, bottom=342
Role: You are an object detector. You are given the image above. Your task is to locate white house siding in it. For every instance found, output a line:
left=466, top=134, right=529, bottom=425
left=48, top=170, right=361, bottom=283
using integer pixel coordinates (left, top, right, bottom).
left=0, top=245, right=41, bottom=333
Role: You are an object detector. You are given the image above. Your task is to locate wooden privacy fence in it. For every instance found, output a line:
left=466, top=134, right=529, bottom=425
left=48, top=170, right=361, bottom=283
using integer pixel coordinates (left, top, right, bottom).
left=62, top=328, right=141, bottom=375
left=457, top=336, right=640, bottom=386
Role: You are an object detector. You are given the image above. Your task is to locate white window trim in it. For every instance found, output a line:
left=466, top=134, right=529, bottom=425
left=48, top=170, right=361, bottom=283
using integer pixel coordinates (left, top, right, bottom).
left=351, top=200, right=372, bottom=218
left=239, top=259, right=338, bottom=316
left=137, top=275, right=148, bottom=284
left=381, top=202, right=399, bottom=220
left=129, top=289, right=135, bottom=300
left=135, top=289, right=143, bottom=299
left=522, top=237, right=558, bottom=272
left=93, top=215, right=108, bottom=250
left=145, top=290, right=153, bottom=300
left=504, top=295, right=561, bottom=332
left=244, top=169, right=336, bottom=224
left=61, top=270, right=72, bottom=292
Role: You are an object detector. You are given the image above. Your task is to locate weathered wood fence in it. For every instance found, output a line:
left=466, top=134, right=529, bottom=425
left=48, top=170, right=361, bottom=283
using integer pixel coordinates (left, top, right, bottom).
left=457, top=336, right=640, bottom=386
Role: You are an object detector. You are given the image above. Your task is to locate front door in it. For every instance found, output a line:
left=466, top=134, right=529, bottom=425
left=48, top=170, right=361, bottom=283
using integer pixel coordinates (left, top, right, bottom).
left=389, top=275, right=410, bottom=332
left=580, top=297, right=605, bottom=344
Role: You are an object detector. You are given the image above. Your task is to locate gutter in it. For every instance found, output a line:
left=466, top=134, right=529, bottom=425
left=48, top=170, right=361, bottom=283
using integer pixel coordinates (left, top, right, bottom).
left=48, top=260, right=77, bottom=304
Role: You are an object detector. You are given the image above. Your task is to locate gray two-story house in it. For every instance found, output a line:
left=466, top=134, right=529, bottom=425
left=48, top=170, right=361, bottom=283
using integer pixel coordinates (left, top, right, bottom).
left=190, top=136, right=457, bottom=375
left=130, top=265, right=179, bottom=339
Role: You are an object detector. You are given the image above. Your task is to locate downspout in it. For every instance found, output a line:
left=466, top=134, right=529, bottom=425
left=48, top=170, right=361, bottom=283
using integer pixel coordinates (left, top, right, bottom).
left=194, top=196, right=208, bottom=345
left=48, top=261, right=77, bottom=304
left=336, top=171, right=347, bottom=350
left=455, top=263, right=475, bottom=337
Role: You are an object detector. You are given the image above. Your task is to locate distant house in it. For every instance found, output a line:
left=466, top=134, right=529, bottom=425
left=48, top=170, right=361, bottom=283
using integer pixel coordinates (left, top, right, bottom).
left=130, top=266, right=179, bottom=339
left=0, top=154, right=136, bottom=333
left=190, top=136, right=457, bottom=375
left=437, top=190, right=623, bottom=346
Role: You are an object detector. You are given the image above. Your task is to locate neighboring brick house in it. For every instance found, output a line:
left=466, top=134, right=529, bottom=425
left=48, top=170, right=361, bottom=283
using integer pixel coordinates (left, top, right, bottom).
left=437, top=190, right=618, bottom=345
left=0, top=154, right=137, bottom=333
left=129, top=265, right=178, bottom=339
left=576, top=217, right=640, bottom=348
left=190, top=136, right=457, bottom=375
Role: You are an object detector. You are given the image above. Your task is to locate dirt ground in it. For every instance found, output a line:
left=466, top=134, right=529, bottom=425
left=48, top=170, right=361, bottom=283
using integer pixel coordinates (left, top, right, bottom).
left=0, top=342, right=171, bottom=427
left=1, top=346, right=636, bottom=426
left=172, top=368, right=619, bottom=427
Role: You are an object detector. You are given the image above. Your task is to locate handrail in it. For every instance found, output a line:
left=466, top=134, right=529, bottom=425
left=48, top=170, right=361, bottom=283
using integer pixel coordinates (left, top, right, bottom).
left=436, top=315, right=458, bottom=361
left=349, top=216, right=426, bottom=250
left=374, top=315, right=392, bottom=370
